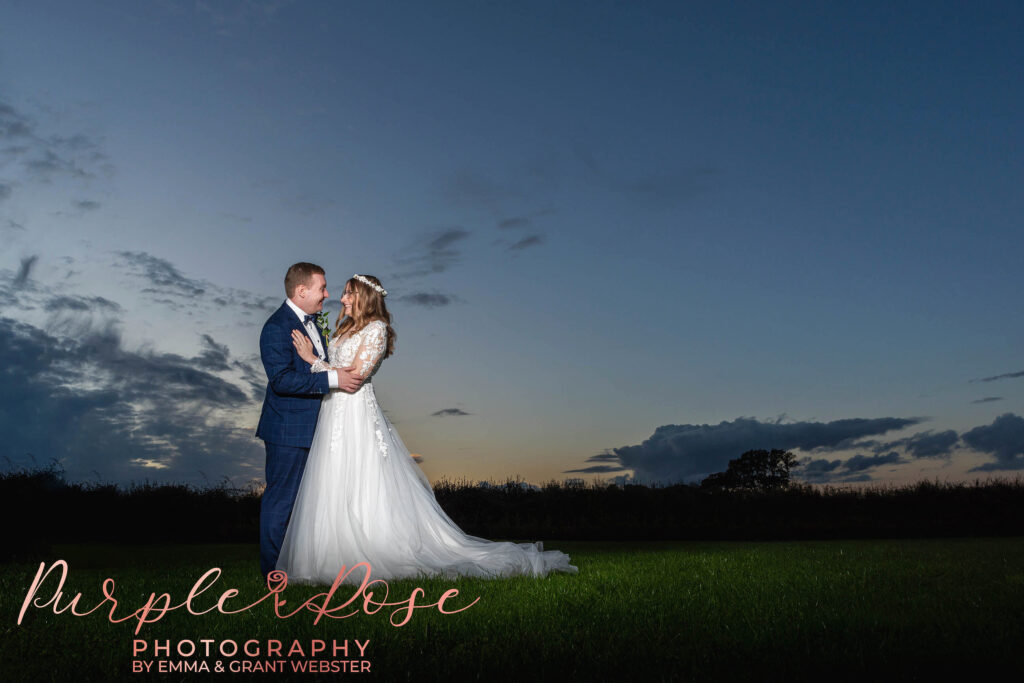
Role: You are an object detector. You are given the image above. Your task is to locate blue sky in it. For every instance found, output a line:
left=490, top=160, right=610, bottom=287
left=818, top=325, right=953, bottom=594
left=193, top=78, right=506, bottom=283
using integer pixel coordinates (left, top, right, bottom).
left=1, top=0, right=1022, bottom=487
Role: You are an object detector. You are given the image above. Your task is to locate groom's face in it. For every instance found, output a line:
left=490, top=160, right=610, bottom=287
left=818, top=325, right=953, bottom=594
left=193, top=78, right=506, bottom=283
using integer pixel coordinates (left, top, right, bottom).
left=296, top=273, right=329, bottom=314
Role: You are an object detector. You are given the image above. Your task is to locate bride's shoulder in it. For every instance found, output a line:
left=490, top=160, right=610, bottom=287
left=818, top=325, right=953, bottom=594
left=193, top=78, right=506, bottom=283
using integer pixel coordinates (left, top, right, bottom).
left=363, top=319, right=387, bottom=335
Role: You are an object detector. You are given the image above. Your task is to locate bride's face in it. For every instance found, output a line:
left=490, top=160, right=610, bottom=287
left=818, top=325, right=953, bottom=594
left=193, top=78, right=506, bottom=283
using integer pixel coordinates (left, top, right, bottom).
left=341, top=285, right=356, bottom=317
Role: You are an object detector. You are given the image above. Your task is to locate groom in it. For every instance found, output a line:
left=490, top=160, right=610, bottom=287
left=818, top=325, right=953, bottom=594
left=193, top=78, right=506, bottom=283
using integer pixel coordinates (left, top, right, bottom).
left=256, top=262, right=362, bottom=577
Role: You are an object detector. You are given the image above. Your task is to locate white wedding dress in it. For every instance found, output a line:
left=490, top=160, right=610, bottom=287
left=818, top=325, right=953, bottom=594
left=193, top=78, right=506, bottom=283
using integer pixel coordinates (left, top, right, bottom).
left=276, top=320, right=577, bottom=585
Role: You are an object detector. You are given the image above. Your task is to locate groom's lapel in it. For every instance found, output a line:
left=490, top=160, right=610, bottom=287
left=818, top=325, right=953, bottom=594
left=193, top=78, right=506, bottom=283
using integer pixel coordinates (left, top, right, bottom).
left=320, top=327, right=330, bottom=359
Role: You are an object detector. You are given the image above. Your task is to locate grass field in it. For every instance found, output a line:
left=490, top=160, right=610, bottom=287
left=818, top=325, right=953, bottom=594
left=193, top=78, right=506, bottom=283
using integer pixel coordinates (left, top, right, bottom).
left=2, top=538, right=1022, bottom=681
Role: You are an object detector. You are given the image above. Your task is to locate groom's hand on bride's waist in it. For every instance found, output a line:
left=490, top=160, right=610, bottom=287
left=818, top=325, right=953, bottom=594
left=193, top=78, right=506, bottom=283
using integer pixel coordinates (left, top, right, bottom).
left=336, top=366, right=363, bottom=393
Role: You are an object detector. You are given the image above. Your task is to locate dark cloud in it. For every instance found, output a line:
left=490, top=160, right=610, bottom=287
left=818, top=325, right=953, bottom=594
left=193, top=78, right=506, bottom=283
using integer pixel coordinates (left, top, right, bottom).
left=47, top=295, right=122, bottom=313
left=196, top=334, right=231, bottom=371
left=971, top=370, right=1024, bottom=383
left=963, top=413, right=1024, bottom=472
left=0, top=183, right=12, bottom=201
left=972, top=397, right=1003, bottom=404
left=0, top=98, right=112, bottom=199
left=872, top=429, right=959, bottom=458
left=73, top=199, right=100, bottom=211
left=431, top=408, right=471, bottom=417
left=116, top=250, right=206, bottom=298
left=591, top=416, right=924, bottom=484
left=585, top=451, right=621, bottom=463
left=563, top=464, right=628, bottom=474
left=213, top=290, right=280, bottom=316
left=397, top=291, right=457, bottom=308
left=25, top=149, right=92, bottom=179
left=392, top=228, right=471, bottom=279
left=801, top=458, right=842, bottom=475
left=233, top=356, right=267, bottom=402
left=0, top=100, right=33, bottom=139
left=843, top=451, right=902, bottom=472
left=797, top=451, right=901, bottom=483
left=13, top=255, right=37, bottom=288
left=508, top=234, right=544, bottom=251
left=0, top=315, right=261, bottom=485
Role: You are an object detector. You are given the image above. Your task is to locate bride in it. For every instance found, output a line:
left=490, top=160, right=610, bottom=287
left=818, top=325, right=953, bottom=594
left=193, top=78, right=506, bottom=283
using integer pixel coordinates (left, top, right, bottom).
left=276, top=274, right=577, bottom=584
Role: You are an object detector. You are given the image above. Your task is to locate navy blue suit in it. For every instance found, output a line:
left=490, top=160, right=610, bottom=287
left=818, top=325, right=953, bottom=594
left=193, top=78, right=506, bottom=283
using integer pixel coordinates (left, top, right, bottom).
left=256, top=302, right=331, bottom=576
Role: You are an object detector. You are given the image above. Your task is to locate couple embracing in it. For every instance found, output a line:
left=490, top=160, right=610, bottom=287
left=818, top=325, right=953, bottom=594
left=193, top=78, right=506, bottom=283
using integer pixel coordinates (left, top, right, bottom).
left=256, top=263, right=577, bottom=584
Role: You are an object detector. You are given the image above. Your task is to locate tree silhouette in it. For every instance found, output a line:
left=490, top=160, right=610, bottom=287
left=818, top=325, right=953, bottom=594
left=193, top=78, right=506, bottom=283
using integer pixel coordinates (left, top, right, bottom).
left=701, top=449, right=799, bottom=490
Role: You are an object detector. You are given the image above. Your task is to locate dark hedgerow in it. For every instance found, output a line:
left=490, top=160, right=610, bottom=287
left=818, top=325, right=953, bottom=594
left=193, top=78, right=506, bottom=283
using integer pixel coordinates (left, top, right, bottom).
left=2, top=464, right=1024, bottom=560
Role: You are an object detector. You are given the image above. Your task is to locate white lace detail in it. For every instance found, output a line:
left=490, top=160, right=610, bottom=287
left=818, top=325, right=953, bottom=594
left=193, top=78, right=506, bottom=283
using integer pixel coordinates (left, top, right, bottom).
left=368, top=387, right=389, bottom=458
left=328, top=320, right=387, bottom=379
left=310, top=321, right=390, bottom=459
left=307, top=320, right=388, bottom=383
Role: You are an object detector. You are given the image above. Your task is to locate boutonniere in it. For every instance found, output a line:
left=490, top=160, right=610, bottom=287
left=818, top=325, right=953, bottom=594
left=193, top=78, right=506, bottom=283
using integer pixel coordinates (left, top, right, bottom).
left=315, top=311, right=330, bottom=338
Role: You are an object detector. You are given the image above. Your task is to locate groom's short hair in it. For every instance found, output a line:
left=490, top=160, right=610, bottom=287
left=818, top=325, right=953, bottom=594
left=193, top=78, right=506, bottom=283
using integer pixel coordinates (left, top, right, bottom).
left=285, top=262, right=326, bottom=297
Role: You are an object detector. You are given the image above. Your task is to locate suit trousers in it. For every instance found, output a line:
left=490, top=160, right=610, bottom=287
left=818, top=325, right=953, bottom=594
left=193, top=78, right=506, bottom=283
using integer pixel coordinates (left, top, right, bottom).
left=260, top=442, right=309, bottom=576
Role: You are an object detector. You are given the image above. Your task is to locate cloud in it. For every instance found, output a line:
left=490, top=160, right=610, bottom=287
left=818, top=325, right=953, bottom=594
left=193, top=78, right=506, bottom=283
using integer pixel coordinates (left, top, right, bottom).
left=0, top=100, right=33, bottom=140
left=586, top=416, right=924, bottom=484
left=843, top=451, right=902, bottom=472
left=963, top=413, right=1024, bottom=471
left=797, top=451, right=901, bottom=483
left=431, top=408, right=471, bottom=417
left=563, top=464, right=628, bottom=474
left=116, top=250, right=206, bottom=298
left=0, top=98, right=112, bottom=200
left=801, top=458, right=842, bottom=475
left=396, top=291, right=457, bottom=308
left=972, top=397, right=1003, bottom=404
left=13, top=255, right=38, bottom=288
left=872, top=429, right=959, bottom=458
left=585, top=451, right=620, bottom=463
left=73, top=199, right=100, bottom=211
left=232, top=355, right=267, bottom=401
left=508, top=234, right=544, bottom=251
left=971, top=370, right=1024, bottom=383
left=196, top=334, right=231, bottom=371
left=392, top=228, right=471, bottom=279
left=0, top=314, right=262, bottom=485
left=47, top=295, right=123, bottom=313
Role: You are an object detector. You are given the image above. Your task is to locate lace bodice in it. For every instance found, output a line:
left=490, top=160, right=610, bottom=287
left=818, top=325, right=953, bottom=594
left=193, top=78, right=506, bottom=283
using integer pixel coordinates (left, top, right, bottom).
left=310, top=320, right=387, bottom=381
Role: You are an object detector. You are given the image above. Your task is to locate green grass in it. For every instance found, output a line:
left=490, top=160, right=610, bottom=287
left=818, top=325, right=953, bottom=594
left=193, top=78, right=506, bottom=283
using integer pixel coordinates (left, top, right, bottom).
left=2, top=538, right=1022, bottom=680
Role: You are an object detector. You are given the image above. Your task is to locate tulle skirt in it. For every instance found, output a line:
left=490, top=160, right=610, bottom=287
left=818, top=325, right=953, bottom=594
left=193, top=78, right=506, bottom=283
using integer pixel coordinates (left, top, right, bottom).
left=276, top=383, right=577, bottom=585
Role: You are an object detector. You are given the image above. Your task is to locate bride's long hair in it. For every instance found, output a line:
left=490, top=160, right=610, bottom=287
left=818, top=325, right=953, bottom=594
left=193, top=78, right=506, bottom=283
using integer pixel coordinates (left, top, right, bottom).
left=332, top=274, right=396, bottom=358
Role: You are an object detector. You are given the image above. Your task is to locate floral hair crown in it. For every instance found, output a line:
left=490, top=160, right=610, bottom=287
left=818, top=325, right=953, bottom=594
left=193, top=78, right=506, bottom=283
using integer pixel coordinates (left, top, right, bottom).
left=353, top=274, right=387, bottom=296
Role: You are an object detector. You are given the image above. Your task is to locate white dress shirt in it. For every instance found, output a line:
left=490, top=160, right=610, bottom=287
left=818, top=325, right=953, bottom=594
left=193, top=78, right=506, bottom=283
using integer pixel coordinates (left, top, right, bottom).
left=285, top=298, right=339, bottom=389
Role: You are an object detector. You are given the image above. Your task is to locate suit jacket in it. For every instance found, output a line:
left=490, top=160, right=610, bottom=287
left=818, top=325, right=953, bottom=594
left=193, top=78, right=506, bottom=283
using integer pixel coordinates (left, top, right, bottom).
left=255, top=302, right=332, bottom=448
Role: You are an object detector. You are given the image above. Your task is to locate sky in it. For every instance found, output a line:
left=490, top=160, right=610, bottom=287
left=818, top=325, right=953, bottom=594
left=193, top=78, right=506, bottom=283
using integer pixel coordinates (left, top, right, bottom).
left=1, top=0, right=1022, bottom=488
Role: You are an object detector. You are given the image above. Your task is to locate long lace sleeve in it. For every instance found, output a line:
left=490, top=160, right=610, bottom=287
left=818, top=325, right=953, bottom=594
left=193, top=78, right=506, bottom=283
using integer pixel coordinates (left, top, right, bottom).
left=352, top=321, right=387, bottom=377
left=310, top=358, right=330, bottom=373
